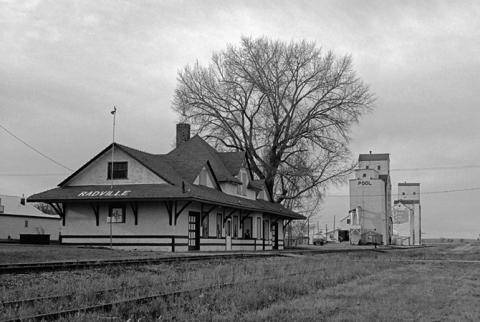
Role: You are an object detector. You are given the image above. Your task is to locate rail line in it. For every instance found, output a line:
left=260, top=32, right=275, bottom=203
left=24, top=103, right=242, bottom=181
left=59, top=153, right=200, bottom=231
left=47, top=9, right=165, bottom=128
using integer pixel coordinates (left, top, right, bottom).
left=3, top=257, right=474, bottom=309
left=2, top=248, right=469, bottom=322
left=0, top=252, right=284, bottom=275
left=1, top=268, right=325, bottom=322
left=0, top=247, right=384, bottom=275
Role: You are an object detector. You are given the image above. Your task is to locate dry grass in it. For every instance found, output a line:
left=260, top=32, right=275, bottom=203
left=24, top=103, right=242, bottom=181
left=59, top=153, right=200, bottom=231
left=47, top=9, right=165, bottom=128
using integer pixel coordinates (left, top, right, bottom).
left=1, top=244, right=479, bottom=321
left=0, top=244, right=166, bottom=264
left=244, top=263, right=480, bottom=322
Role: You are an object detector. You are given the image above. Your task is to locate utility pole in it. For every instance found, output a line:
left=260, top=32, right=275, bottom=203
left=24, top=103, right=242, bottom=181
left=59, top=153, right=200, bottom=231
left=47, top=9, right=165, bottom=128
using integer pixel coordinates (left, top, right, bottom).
left=334, top=215, right=336, bottom=241
left=307, top=217, right=310, bottom=245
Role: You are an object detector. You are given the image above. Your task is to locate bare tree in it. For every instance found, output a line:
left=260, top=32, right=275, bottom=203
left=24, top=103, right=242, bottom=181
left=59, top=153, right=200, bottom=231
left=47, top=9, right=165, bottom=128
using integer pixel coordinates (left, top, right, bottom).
left=33, top=203, right=56, bottom=215
left=173, top=36, right=374, bottom=208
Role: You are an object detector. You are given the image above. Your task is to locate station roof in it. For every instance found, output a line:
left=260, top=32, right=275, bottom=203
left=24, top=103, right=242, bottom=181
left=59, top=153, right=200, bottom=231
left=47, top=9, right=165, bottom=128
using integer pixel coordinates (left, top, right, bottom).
left=28, top=184, right=304, bottom=219
left=29, top=133, right=305, bottom=221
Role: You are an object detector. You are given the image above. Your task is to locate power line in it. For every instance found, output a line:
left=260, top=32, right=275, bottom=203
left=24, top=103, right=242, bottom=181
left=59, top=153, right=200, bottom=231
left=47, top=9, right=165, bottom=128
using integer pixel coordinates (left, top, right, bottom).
left=0, top=124, right=73, bottom=172
left=326, top=187, right=480, bottom=198
left=391, top=165, right=480, bottom=171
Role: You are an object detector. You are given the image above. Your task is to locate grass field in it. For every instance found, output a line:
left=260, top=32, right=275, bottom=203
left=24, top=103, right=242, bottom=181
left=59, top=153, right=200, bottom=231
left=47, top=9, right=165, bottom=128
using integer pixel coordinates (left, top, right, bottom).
left=1, top=244, right=479, bottom=321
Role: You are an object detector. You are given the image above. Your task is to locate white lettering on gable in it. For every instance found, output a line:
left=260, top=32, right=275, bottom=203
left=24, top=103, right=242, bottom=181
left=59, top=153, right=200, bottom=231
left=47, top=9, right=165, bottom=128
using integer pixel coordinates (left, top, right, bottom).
left=77, top=190, right=132, bottom=197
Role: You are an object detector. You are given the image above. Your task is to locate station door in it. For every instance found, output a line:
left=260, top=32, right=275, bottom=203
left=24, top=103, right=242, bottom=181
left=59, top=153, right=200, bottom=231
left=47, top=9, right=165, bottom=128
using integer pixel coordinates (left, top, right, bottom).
left=188, top=212, right=200, bottom=251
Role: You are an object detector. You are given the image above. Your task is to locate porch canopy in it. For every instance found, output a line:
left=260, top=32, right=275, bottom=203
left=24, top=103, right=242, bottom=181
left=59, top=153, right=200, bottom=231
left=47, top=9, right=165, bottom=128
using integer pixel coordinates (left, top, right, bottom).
left=28, top=183, right=304, bottom=220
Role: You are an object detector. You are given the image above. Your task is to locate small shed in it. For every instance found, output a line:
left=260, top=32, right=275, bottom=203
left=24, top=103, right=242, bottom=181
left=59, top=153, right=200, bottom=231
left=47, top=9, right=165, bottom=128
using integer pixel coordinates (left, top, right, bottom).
left=360, top=231, right=382, bottom=245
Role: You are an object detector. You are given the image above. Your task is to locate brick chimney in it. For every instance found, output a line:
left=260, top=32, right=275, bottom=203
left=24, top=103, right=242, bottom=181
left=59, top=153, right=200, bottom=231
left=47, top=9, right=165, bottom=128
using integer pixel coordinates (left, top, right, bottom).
left=176, top=123, right=191, bottom=147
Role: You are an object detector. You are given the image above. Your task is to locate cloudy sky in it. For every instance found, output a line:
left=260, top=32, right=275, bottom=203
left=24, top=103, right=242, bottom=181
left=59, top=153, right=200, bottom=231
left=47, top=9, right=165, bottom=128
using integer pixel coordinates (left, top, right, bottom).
left=1, top=0, right=479, bottom=239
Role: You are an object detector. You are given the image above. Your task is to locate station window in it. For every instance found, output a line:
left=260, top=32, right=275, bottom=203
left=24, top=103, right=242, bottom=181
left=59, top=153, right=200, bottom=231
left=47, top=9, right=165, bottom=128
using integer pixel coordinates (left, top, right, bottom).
left=107, top=162, right=128, bottom=179
left=362, top=173, right=366, bottom=177
left=366, top=166, right=369, bottom=169
left=378, top=165, right=381, bottom=170
left=199, top=168, right=207, bottom=186
left=233, top=216, right=239, bottom=238
left=202, top=214, right=209, bottom=237
left=257, top=217, right=262, bottom=239
left=108, top=203, right=126, bottom=223
left=25, top=220, right=28, bottom=228
left=242, top=173, right=247, bottom=195
left=216, top=214, right=222, bottom=238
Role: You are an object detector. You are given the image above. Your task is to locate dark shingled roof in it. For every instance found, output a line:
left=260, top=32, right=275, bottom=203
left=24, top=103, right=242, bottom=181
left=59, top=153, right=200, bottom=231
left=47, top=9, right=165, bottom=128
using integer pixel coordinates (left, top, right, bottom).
left=249, top=179, right=265, bottom=191
left=30, top=136, right=304, bottom=220
left=167, top=136, right=241, bottom=184
left=28, top=184, right=187, bottom=202
left=359, top=153, right=390, bottom=161
left=166, top=159, right=209, bottom=184
left=28, top=183, right=303, bottom=219
left=217, top=152, right=245, bottom=176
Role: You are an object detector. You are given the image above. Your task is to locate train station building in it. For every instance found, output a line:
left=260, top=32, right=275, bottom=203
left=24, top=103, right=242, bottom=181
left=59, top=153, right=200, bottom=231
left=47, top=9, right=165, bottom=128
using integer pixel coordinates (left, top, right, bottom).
left=28, top=124, right=304, bottom=251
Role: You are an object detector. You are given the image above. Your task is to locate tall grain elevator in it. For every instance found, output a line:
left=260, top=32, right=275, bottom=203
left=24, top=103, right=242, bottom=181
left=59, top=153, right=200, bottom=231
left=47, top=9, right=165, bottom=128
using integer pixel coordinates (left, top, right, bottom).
left=393, top=183, right=422, bottom=245
left=348, top=152, right=392, bottom=245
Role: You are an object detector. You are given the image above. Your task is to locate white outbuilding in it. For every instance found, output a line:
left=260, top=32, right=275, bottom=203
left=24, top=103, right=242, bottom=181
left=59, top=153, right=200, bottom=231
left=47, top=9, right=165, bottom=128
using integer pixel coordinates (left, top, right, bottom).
left=0, top=195, right=61, bottom=242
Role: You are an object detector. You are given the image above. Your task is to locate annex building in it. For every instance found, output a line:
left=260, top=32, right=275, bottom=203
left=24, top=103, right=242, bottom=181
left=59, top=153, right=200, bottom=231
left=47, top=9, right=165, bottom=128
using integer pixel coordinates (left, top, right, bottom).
left=28, top=124, right=304, bottom=251
left=0, top=195, right=60, bottom=241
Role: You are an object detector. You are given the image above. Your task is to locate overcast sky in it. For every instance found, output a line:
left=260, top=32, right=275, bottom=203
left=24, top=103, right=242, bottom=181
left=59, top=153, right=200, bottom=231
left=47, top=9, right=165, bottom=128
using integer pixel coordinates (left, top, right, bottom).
left=1, top=0, right=479, bottom=239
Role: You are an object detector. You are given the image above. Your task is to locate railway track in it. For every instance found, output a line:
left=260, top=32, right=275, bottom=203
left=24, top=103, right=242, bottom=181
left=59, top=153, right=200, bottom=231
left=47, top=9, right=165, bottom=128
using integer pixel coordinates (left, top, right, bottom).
left=0, top=252, right=284, bottom=275
left=0, top=247, right=384, bottom=275
left=0, top=267, right=325, bottom=322
left=2, top=247, right=470, bottom=321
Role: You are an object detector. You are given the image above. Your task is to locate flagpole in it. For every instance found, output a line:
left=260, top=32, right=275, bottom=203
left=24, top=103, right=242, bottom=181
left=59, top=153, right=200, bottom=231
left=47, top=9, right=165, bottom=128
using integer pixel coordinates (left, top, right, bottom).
left=110, top=106, right=116, bottom=249
left=110, top=106, right=116, bottom=189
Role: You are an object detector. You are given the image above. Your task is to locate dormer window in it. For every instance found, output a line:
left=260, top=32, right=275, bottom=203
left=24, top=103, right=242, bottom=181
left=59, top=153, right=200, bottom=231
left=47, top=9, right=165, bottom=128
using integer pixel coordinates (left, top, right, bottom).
left=107, top=162, right=128, bottom=179
left=199, top=168, right=207, bottom=186
left=242, top=173, right=247, bottom=195
left=237, top=172, right=247, bottom=196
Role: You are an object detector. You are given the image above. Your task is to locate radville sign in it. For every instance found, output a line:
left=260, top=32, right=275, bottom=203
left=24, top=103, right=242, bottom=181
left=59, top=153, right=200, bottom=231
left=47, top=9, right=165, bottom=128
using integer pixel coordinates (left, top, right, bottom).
left=77, top=190, right=132, bottom=197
